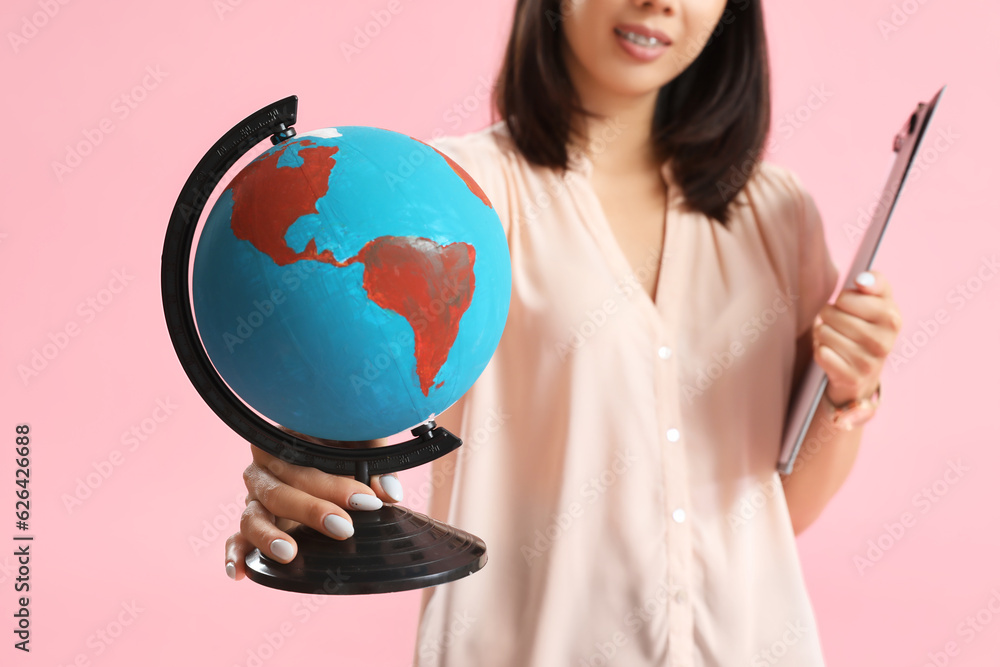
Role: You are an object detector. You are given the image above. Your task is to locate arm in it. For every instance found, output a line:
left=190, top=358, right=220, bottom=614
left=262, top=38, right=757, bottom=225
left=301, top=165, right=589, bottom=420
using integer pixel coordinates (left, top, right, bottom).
left=780, top=328, right=868, bottom=536
left=780, top=269, right=900, bottom=536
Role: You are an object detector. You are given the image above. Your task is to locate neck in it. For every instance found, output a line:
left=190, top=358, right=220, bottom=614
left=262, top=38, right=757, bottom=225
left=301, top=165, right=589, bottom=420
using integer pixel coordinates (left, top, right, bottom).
left=563, top=46, right=663, bottom=177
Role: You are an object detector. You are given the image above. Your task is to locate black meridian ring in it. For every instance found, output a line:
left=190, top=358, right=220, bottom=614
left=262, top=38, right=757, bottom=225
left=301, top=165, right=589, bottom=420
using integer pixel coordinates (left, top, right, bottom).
left=159, top=95, right=462, bottom=481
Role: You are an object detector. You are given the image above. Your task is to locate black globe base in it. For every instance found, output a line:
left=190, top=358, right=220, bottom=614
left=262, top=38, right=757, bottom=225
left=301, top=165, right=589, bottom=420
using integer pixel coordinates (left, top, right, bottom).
left=244, top=504, right=487, bottom=594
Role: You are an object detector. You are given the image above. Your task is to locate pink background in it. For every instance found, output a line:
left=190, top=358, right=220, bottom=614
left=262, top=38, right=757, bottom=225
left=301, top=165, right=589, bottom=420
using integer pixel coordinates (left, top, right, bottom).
left=3, top=0, right=998, bottom=665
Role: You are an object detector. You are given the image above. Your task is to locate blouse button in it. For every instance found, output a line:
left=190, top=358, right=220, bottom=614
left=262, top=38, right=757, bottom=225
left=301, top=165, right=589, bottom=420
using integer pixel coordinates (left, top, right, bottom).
left=672, top=508, right=686, bottom=523
left=657, top=346, right=672, bottom=359
left=666, top=428, right=680, bottom=442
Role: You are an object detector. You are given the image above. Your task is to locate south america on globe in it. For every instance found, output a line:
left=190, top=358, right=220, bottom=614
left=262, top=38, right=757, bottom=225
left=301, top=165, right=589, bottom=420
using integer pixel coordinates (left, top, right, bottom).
left=192, top=126, right=511, bottom=441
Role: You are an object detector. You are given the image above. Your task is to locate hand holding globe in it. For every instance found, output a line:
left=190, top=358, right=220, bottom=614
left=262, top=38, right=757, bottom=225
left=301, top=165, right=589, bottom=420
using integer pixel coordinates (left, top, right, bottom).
left=161, top=96, right=510, bottom=594
left=229, top=439, right=399, bottom=575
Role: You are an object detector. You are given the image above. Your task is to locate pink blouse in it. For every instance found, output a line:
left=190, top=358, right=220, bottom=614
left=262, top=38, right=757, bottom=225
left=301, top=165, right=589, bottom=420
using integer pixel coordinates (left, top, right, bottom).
left=414, top=121, right=840, bottom=666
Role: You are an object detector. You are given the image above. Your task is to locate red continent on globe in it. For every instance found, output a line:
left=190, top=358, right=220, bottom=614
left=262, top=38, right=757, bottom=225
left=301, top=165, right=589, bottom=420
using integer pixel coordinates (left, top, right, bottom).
left=226, top=139, right=477, bottom=396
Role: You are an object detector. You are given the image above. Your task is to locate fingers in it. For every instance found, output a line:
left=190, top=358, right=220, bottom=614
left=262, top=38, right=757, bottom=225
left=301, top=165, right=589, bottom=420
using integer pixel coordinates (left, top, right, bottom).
left=225, top=530, right=253, bottom=581
left=819, top=293, right=899, bottom=360
left=250, top=442, right=404, bottom=506
left=814, top=322, right=877, bottom=390
left=238, top=498, right=301, bottom=564
left=246, top=463, right=382, bottom=535
left=245, top=454, right=388, bottom=513
left=225, top=503, right=307, bottom=580
left=823, top=270, right=898, bottom=331
left=230, top=440, right=407, bottom=579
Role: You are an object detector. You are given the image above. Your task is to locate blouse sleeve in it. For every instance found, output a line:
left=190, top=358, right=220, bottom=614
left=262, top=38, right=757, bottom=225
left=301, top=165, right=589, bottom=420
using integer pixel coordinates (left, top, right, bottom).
left=425, top=132, right=512, bottom=240
left=787, top=170, right=840, bottom=338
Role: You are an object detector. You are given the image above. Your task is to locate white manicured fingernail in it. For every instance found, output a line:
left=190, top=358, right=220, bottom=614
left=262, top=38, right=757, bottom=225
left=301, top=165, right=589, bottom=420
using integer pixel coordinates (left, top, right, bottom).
left=225, top=561, right=236, bottom=580
left=855, top=271, right=875, bottom=287
left=380, top=475, right=404, bottom=503
left=324, top=514, right=355, bottom=539
left=349, top=493, right=383, bottom=511
left=270, top=538, right=295, bottom=562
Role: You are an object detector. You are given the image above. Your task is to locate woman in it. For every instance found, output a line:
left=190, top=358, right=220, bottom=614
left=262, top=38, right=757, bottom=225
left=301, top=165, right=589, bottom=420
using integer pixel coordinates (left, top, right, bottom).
left=227, top=0, right=902, bottom=664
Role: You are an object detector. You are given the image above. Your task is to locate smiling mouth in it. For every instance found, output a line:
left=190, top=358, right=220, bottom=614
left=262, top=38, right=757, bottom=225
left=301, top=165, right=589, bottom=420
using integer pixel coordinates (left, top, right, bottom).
left=614, top=27, right=668, bottom=48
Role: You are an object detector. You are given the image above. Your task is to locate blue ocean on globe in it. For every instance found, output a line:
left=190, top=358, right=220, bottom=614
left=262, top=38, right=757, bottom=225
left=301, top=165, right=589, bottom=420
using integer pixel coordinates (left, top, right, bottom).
left=192, top=126, right=510, bottom=441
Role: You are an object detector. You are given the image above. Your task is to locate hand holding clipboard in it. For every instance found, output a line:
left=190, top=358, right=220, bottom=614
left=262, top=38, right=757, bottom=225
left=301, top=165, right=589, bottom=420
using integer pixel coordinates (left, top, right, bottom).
left=778, top=86, right=947, bottom=475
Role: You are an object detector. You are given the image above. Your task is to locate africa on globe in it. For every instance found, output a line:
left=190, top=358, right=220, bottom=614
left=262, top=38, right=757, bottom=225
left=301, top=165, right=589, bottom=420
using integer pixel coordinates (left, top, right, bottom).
left=192, top=126, right=511, bottom=441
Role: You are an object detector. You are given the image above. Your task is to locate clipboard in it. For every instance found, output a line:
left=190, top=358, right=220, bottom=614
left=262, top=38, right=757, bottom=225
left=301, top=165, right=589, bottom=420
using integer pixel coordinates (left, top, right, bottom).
left=777, top=85, right=947, bottom=475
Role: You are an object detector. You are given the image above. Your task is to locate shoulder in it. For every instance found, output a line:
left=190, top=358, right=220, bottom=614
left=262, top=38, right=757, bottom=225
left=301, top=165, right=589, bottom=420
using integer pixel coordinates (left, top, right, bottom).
left=742, top=160, right=812, bottom=215
left=425, top=121, right=518, bottom=177
left=426, top=121, right=518, bottom=235
left=737, top=159, right=826, bottom=243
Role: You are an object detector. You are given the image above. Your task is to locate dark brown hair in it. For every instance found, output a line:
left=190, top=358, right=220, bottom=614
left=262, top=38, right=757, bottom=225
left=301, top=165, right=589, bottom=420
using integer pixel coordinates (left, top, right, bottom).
left=494, top=0, right=771, bottom=227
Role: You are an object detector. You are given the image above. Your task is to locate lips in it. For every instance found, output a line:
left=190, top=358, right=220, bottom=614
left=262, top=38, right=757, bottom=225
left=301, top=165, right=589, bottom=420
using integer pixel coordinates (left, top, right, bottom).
left=614, top=22, right=672, bottom=46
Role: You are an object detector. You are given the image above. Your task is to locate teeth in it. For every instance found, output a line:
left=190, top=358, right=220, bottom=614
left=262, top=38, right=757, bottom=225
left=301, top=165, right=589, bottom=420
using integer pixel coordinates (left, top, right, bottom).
left=615, top=28, right=662, bottom=47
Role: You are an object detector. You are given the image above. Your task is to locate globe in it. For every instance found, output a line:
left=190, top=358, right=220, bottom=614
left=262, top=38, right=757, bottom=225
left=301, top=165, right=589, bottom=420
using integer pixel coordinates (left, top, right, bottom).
left=192, top=126, right=511, bottom=441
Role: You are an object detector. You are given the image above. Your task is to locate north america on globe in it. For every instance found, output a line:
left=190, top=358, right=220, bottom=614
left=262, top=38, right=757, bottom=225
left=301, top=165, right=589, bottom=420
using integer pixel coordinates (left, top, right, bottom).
left=225, top=138, right=476, bottom=396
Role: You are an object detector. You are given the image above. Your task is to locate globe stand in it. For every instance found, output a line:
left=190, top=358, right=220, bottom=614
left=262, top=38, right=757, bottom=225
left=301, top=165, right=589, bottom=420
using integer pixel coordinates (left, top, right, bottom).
left=245, top=505, right=486, bottom=595
left=161, top=95, right=486, bottom=594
